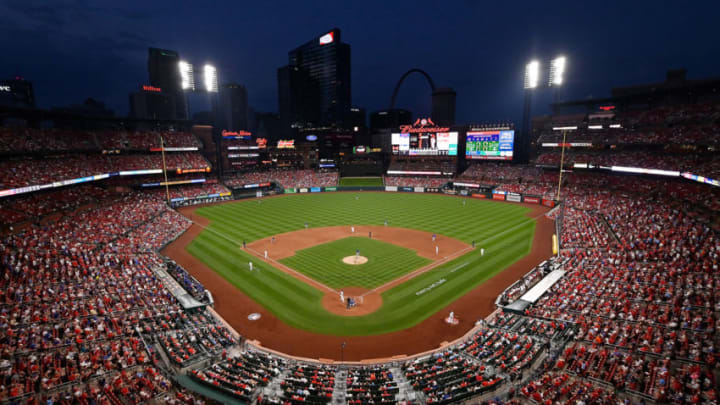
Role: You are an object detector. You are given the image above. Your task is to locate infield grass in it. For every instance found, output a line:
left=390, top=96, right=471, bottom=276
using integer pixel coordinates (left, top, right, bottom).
left=185, top=192, right=537, bottom=336
left=339, top=177, right=384, bottom=187
left=280, top=237, right=431, bottom=289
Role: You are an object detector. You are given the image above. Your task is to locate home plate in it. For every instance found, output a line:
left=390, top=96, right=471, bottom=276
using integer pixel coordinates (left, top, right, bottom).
left=248, top=313, right=261, bottom=321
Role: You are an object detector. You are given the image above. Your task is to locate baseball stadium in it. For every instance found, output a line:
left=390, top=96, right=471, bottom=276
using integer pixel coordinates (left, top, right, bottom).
left=1, top=6, right=719, bottom=405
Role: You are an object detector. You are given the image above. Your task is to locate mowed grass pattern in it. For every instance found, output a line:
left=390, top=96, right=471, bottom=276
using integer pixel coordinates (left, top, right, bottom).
left=186, top=193, right=537, bottom=336
left=339, top=177, right=384, bottom=186
left=280, top=237, right=431, bottom=289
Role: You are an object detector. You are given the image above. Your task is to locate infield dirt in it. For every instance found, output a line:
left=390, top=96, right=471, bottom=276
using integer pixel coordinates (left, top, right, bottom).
left=164, top=198, right=552, bottom=361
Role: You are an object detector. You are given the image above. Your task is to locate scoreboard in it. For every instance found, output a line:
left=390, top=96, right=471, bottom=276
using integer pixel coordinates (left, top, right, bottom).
left=466, top=130, right=515, bottom=160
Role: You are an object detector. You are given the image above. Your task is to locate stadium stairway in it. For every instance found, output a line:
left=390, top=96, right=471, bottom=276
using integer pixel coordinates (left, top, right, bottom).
left=332, top=369, right=347, bottom=403
left=390, top=367, right=420, bottom=404
left=261, top=366, right=290, bottom=402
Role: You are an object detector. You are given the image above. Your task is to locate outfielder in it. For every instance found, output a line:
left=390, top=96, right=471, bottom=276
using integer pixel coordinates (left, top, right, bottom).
left=249, top=261, right=253, bottom=271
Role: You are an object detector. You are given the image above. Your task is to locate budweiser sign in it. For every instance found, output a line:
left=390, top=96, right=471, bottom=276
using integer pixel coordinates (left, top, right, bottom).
left=399, top=117, right=449, bottom=133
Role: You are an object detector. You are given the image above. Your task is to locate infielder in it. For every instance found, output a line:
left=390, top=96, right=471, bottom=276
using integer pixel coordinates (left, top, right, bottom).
left=435, top=245, right=439, bottom=255
left=351, top=226, right=355, bottom=233
left=339, top=290, right=344, bottom=303
left=249, top=261, right=253, bottom=271
left=264, top=250, right=268, bottom=259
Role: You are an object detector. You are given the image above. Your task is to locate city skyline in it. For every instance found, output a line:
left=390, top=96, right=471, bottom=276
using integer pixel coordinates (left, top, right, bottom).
left=0, top=1, right=719, bottom=125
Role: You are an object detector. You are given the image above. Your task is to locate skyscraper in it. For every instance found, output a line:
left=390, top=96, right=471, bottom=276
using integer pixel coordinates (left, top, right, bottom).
left=278, top=28, right=351, bottom=134
left=219, top=83, right=249, bottom=131
left=147, top=47, right=188, bottom=120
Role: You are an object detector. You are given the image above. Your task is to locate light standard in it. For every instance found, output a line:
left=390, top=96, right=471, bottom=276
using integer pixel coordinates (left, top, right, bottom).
left=520, top=56, right=568, bottom=164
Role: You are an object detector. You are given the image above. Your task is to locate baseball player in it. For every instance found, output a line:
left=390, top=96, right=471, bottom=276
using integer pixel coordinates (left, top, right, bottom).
left=340, top=290, right=344, bottom=303
left=481, top=248, right=485, bottom=256
left=356, top=248, right=360, bottom=257
left=435, top=245, right=439, bottom=255
left=432, top=233, right=436, bottom=242
left=264, top=250, right=268, bottom=259
left=249, top=261, right=253, bottom=271
left=351, top=226, right=355, bottom=233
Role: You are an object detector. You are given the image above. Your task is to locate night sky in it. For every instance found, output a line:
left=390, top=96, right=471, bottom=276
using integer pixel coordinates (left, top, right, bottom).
left=1, top=0, right=718, bottom=125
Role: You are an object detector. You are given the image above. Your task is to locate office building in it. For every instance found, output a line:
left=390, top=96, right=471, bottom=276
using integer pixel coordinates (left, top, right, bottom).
left=278, top=28, right=351, bottom=133
left=147, top=47, right=188, bottom=119
left=219, top=83, right=249, bottom=131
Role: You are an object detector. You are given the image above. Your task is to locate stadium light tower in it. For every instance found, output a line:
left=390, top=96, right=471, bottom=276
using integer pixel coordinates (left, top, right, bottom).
left=524, top=60, right=540, bottom=90
left=179, top=61, right=195, bottom=91
left=203, top=64, right=218, bottom=93
left=519, top=60, right=540, bottom=163
left=549, top=56, right=566, bottom=87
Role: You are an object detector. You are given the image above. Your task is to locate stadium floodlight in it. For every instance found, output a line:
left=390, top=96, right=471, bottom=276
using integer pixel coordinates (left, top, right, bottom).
left=549, top=56, right=566, bottom=86
left=524, top=60, right=540, bottom=89
left=179, top=61, right=195, bottom=91
left=204, top=64, right=218, bottom=93
left=588, top=125, right=603, bottom=129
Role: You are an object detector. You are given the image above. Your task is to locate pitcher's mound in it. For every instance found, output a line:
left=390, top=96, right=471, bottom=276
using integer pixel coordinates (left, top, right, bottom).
left=342, top=255, right=368, bottom=265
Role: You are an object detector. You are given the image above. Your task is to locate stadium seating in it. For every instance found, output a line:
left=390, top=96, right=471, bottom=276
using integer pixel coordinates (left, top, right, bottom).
left=224, top=169, right=338, bottom=189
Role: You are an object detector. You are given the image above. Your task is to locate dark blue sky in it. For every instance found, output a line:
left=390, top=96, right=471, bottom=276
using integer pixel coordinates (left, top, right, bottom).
left=1, top=0, right=718, bottom=125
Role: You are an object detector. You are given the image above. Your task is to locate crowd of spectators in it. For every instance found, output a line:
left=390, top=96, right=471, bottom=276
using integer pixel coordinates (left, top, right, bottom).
left=0, top=152, right=210, bottom=190
left=346, top=366, right=400, bottom=404
left=0, top=188, right=246, bottom=403
left=0, top=127, right=201, bottom=153
left=0, top=185, right=110, bottom=226
left=142, top=183, right=230, bottom=202
left=224, top=169, right=338, bottom=189
left=383, top=176, right=449, bottom=188
left=535, top=150, right=720, bottom=178
left=193, top=349, right=283, bottom=403
left=387, top=159, right=456, bottom=175
left=402, top=349, right=503, bottom=403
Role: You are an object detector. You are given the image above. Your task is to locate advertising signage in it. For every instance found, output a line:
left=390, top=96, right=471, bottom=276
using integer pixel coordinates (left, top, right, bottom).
left=466, top=130, right=515, bottom=160
left=391, top=118, right=457, bottom=156
left=222, top=130, right=252, bottom=140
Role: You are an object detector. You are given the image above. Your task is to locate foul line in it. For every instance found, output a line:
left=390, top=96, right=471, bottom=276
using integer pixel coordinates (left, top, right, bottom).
left=187, top=219, right=339, bottom=295
left=188, top=210, right=546, bottom=301
left=359, top=211, right=546, bottom=298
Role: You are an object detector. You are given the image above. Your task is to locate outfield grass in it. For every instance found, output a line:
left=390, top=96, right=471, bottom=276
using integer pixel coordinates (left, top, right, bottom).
left=339, top=177, right=384, bottom=187
left=186, top=193, right=536, bottom=336
left=280, top=237, right=431, bottom=289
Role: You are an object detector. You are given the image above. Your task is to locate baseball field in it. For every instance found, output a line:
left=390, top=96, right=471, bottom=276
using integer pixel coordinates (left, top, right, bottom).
left=178, top=192, right=539, bottom=338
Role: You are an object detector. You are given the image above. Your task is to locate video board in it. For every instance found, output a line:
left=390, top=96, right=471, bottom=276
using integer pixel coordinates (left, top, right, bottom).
left=391, top=132, right=458, bottom=156
left=466, top=130, right=515, bottom=160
